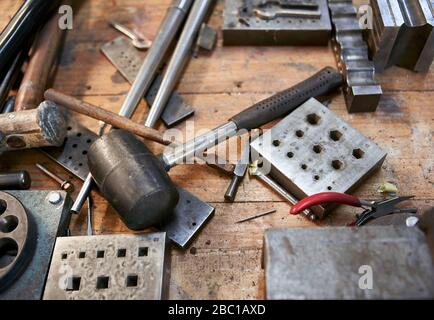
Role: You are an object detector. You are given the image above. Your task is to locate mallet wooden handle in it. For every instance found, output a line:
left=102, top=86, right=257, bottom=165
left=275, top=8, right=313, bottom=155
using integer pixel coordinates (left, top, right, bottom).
left=44, top=89, right=171, bottom=146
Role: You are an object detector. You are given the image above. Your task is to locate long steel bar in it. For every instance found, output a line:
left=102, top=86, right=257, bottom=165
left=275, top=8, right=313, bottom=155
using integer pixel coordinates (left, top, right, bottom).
left=145, top=0, right=214, bottom=127
left=71, top=0, right=193, bottom=214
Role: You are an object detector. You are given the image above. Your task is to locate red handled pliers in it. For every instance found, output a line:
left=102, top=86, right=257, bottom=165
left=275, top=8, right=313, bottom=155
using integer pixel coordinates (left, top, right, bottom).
left=290, top=192, right=417, bottom=226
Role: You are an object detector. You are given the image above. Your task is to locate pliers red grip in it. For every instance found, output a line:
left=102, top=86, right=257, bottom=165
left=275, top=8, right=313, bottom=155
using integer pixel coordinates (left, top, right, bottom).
left=290, top=192, right=363, bottom=215
left=290, top=192, right=417, bottom=226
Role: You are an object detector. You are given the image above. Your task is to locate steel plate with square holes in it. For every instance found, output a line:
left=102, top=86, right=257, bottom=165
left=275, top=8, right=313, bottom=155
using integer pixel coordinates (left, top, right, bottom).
left=250, top=98, right=387, bottom=218
left=41, top=120, right=97, bottom=181
left=43, top=233, right=169, bottom=300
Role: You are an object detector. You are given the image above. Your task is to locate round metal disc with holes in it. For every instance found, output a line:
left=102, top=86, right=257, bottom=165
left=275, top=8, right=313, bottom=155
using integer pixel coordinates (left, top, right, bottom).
left=0, top=191, right=35, bottom=291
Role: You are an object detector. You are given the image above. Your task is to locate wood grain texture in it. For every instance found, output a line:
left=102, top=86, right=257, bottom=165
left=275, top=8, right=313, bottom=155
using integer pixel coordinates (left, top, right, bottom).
left=0, top=0, right=433, bottom=300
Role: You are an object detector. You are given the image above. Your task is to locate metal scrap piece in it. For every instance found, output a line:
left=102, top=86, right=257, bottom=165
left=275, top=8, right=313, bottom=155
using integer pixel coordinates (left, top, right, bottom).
left=43, top=233, right=169, bottom=300
left=159, top=187, right=215, bottom=249
left=196, top=24, right=218, bottom=51
left=223, top=0, right=332, bottom=46
left=366, top=0, right=434, bottom=73
left=101, top=37, right=194, bottom=128
left=250, top=98, right=387, bottom=218
left=145, top=74, right=195, bottom=128
left=264, top=226, right=434, bottom=299
left=329, top=0, right=383, bottom=113
left=0, top=190, right=72, bottom=300
left=42, top=120, right=96, bottom=181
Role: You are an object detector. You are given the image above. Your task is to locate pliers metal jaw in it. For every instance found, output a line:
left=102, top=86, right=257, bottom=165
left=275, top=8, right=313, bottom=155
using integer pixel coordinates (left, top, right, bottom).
left=354, top=196, right=417, bottom=226
left=290, top=192, right=418, bottom=226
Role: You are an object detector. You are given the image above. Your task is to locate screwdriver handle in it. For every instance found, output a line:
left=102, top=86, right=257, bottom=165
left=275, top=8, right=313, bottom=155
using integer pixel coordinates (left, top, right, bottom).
left=229, top=67, right=343, bottom=130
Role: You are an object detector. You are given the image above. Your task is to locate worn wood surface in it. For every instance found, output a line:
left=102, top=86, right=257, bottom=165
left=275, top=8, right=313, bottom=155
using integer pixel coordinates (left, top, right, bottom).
left=0, top=0, right=433, bottom=300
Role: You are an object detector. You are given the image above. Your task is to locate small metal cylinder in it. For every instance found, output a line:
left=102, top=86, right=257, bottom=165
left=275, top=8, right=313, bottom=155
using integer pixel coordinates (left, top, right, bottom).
left=224, top=176, right=241, bottom=202
left=0, top=171, right=31, bottom=190
left=88, top=129, right=179, bottom=230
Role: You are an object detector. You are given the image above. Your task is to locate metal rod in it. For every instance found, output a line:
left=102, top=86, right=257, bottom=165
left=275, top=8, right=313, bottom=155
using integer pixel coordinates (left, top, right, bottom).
left=71, top=174, right=94, bottom=214
left=145, top=0, right=214, bottom=127
left=1, top=96, right=16, bottom=114
left=0, top=0, right=60, bottom=74
left=118, top=0, right=193, bottom=118
left=36, top=163, right=74, bottom=193
left=87, top=196, right=93, bottom=236
left=161, top=121, right=238, bottom=169
left=236, top=209, right=277, bottom=223
left=0, top=51, right=25, bottom=108
left=70, top=0, right=193, bottom=214
left=36, top=163, right=63, bottom=184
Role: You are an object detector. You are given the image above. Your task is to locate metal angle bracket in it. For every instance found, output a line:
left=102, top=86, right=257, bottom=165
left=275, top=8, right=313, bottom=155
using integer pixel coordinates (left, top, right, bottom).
left=101, top=36, right=195, bottom=128
left=43, top=233, right=170, bottom=300
left=0, top=190, right=72, bottom=300
left=328, top=0, right=383, bottom=113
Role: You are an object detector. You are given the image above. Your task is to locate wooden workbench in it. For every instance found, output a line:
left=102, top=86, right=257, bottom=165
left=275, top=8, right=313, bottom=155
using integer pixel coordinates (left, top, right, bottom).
left=1, top=0, right=433, bottom=299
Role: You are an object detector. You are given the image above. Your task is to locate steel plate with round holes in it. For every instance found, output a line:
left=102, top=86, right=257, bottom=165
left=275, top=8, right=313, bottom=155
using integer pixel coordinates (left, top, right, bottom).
left=0, top=192, right=35, bottom=291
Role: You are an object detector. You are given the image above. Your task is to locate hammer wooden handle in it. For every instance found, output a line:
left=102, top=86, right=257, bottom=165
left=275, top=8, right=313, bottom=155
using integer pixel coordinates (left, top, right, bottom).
left=44, top=89, right=170, bottom=145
